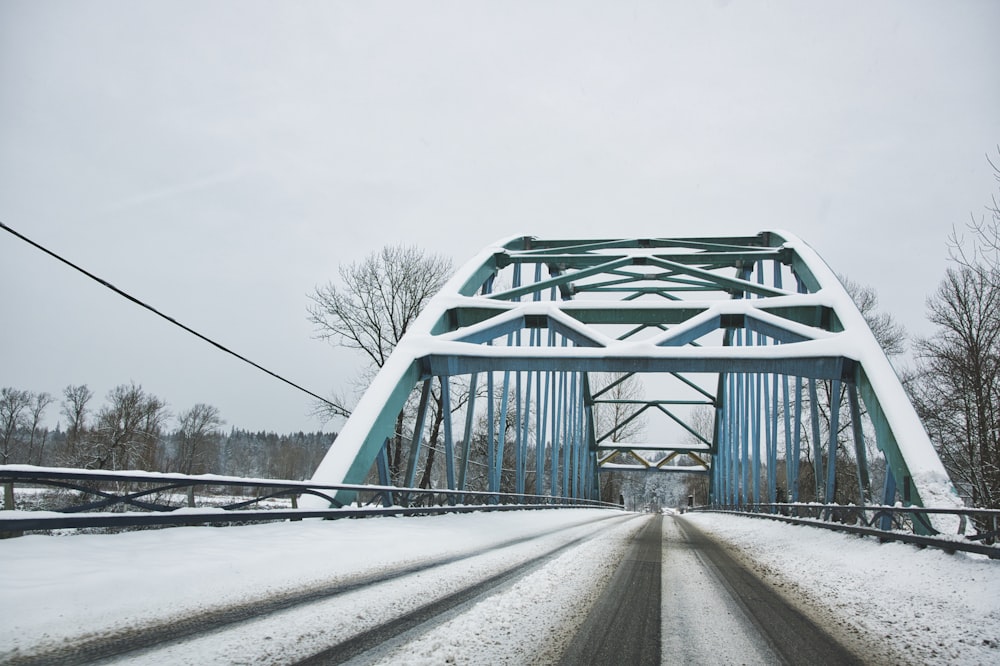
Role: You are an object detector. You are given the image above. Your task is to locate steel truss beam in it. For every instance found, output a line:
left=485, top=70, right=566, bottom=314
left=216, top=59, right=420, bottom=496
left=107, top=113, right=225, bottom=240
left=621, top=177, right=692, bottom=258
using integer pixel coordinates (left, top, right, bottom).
left=307, top=232, right=963, bottom=533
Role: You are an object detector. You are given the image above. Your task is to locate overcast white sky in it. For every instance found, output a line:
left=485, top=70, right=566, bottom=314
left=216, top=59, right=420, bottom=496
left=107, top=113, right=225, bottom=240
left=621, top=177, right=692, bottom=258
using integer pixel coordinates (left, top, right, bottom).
left=2, top=1, right=998, bottom=434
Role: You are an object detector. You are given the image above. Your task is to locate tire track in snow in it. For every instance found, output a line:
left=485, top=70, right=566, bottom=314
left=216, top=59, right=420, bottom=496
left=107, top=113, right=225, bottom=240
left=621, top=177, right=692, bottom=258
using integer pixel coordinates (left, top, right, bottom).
left=296, top=514, right=645, bottom=665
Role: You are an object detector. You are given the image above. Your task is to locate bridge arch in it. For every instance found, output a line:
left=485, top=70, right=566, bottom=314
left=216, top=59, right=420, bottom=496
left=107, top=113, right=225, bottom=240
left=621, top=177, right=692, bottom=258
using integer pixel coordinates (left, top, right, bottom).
left=307, top=232, right=961, bottom=522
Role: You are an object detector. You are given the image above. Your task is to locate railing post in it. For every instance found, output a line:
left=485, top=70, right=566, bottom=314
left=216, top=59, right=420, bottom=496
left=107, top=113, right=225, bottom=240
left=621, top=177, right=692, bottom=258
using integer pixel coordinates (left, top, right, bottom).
left=376, top=442, right=394, bottom=507
left=1, top=482, right=21, bottom=538
left=880, top=469, right=896, bottom=531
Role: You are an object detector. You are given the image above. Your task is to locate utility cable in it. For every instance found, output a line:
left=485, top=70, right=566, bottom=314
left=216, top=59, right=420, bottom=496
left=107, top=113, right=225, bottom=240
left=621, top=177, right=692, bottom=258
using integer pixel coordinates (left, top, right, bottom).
left=0, top=219, right=340, bottom=411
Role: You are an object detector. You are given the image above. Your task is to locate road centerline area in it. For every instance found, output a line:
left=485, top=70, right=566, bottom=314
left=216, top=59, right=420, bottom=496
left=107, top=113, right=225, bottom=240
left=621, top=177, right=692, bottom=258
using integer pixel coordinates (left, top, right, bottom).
left=664, top=515, right=863, bottom=666
left=560, top=513, right=864, bottom=666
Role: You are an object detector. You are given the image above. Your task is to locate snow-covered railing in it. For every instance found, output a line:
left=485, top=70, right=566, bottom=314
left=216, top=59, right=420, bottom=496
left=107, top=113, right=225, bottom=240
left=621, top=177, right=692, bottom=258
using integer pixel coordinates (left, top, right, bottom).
left=0, top=465, right=622, bottom=536
left=691, top=503, right=1000, bottom=560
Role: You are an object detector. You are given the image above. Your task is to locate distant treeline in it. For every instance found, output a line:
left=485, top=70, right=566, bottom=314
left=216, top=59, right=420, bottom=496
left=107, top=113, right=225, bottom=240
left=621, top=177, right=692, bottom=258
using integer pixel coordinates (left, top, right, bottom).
left=1, top=383, right=334, bottom=480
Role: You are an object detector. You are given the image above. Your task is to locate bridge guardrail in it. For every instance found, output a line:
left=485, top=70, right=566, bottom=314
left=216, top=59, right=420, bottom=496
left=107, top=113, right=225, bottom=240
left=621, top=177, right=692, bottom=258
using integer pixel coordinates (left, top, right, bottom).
left=690, top=503, right=1000, bottom=560
left=0, top=465, right=622, bottom=536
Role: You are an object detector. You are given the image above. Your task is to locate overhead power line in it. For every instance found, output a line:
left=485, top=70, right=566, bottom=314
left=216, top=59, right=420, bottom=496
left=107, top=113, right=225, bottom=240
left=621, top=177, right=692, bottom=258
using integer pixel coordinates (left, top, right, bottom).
left=1, top=219, right=340, bottom=412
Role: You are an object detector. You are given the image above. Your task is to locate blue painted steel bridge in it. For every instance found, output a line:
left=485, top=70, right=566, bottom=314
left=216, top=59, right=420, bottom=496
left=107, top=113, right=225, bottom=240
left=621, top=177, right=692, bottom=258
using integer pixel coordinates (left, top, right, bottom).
left=308, top=232, right=961, bottom=523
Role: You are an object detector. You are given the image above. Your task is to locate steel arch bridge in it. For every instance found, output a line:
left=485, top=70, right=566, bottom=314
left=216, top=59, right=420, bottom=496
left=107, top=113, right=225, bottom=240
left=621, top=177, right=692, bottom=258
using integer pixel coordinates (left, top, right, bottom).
left=308, top=232, right=961, bottom=524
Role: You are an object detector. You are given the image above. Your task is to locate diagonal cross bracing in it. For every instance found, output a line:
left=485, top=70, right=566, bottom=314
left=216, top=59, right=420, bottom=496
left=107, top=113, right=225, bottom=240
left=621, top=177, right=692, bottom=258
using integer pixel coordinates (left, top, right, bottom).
left=307, top=232, right=962, bottom=532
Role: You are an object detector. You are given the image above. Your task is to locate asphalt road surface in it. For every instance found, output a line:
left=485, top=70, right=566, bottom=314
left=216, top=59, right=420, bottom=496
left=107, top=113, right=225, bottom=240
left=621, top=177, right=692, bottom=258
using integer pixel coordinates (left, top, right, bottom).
left=562, top=513, right=862, bottom=665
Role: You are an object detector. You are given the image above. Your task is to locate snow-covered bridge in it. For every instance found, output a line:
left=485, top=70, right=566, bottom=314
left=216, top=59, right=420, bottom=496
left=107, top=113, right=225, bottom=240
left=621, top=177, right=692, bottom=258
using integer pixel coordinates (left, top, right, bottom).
left=309, top=232, right=962, bottom=526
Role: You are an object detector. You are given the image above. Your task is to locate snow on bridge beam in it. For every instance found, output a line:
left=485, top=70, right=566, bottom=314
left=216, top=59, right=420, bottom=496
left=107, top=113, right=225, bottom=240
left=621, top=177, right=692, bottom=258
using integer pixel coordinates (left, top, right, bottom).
left=599, top=464, right=710, bottom=474
left=594, top=444, right=712, bottom=453
left=419, top=352, right=856, bottom=383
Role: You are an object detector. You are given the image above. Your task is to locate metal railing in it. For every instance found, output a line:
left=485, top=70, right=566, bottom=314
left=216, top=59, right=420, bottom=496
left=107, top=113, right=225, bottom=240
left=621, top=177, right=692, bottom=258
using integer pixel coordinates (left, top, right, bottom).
left=690, top=502, right=1000, bottom=560
left=0, top=465, right=621, bottom=535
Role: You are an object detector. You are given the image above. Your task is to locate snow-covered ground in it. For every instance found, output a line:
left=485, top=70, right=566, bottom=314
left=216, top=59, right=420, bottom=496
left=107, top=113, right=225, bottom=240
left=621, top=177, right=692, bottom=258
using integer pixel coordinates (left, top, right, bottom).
left=0, top=509, right=997, bottom=665
left=685, top=512, right=1000, bottom=665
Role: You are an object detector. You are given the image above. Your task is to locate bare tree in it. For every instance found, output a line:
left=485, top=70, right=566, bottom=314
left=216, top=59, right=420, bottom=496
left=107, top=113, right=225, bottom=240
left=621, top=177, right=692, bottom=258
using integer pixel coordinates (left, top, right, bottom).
left=838, top=274, right=907, bottom=356
left=309, top=245, right=453, bottom=368
left=174, top=403, right=225, bottom=475
left=25, top=392, right=53, bottom=466
left=911, top=151, right=1000, bottom=513
left=0, top=388, right=32, bottom=464
left=415, top=377, right=477, bottom=490
left=679, top=406, right=714, bottom=507
left=60, top=384, right=93, bottom=466
left=590, top=372, right=647, bottom=443
left=949, top=147, right=1000, bottom=276
left=912, top=267, right=1000, bottom=510
left=464, top=389, right=523, bottom=494
left=589, top=372, right=646, bottom=504
left=307, top=244, right=452, bottom=483
left=90, top=383, right=169, bottom=471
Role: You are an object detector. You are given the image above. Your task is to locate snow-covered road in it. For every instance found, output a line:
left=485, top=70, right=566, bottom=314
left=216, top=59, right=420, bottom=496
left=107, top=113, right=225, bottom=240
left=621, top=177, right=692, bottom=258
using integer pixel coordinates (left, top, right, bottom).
left=1, top=510, right=645, bottom=665
left=1, top=509, right=997, bottom=665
